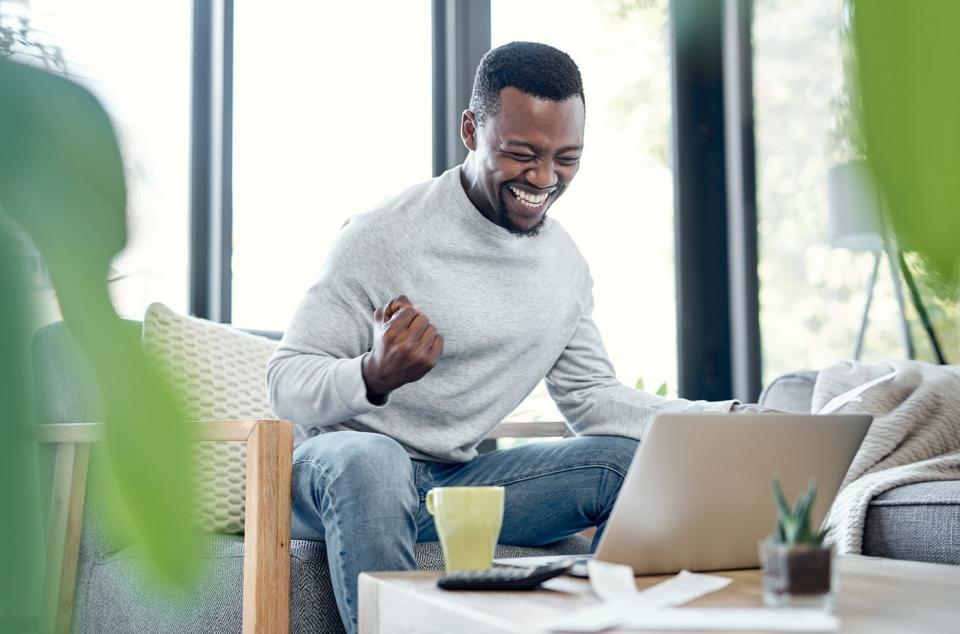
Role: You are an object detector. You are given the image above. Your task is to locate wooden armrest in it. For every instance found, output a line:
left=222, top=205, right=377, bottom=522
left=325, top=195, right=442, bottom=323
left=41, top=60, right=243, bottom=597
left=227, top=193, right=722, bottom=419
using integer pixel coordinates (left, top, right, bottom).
left=33, top=419, right=294, bottom=634
left=242, top=419, right=293, bottom=634
left=27, top=419, right=288, bottom=443
left=487, top=421, right=571, bottom=439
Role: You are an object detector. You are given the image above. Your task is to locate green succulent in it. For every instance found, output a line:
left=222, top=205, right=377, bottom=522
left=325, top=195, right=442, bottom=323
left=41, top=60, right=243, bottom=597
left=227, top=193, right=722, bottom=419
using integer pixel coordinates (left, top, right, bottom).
left=771, top=477, right=828, bottom=546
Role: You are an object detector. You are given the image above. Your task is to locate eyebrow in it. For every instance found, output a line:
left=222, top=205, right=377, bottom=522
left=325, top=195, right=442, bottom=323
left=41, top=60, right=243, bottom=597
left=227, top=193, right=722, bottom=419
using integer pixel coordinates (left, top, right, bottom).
left=502, top=139, right=583, bottom=154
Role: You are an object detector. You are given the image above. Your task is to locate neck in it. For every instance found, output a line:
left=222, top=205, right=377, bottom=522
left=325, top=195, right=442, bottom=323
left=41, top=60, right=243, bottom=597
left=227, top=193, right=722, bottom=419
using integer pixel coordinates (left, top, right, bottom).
left=459, top=156, right=499, bottom=226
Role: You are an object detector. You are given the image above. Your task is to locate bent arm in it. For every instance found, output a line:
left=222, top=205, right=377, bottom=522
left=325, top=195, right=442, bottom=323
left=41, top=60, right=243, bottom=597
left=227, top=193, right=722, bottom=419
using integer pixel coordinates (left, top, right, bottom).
left=266, top=217, right=391, bottom=428
left=546, top=291, right=736, bottom=440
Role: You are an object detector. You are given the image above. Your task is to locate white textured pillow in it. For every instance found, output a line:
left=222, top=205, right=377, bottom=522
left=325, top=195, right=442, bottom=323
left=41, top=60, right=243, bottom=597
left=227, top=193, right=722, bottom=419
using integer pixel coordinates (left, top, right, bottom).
left=142, top=302, right=279, bottom=534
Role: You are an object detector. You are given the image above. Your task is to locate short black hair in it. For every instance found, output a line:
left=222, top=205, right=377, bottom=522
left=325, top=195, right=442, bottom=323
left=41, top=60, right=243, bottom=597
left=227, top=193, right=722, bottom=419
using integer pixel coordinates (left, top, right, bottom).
left=469, top=41, right=584, bottom=124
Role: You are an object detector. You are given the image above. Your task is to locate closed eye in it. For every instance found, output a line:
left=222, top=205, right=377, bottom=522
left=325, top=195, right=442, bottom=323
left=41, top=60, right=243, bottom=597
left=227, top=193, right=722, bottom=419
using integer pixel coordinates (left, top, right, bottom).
left=505, top=152, right=536, bottom=162
left=558, top=156, right=581, bottom=165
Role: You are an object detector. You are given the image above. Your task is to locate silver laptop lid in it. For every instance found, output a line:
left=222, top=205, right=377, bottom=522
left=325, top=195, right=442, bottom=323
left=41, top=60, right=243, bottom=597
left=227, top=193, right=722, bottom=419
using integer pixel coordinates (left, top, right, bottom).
left=595, top=414, right=872, bottom=575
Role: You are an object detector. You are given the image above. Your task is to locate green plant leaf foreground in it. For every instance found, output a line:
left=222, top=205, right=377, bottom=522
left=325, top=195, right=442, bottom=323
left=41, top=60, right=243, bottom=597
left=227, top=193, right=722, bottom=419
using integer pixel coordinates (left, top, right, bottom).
left=853, top=1, right=960, bottom=282
left=0, top=220, right=43, bottom=633
left=0, top=58, right=198, bottom=598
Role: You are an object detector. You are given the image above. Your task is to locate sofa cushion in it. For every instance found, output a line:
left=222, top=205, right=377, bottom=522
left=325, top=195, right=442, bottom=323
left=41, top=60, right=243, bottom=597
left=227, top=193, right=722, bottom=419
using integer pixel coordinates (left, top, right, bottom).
left=758, top=370, right=818, bottom=413
left=142, top=302, right=279, bottom=534
left=79, top=534, right=591, bottom=634
left=863, top=481, right=960, bottom=564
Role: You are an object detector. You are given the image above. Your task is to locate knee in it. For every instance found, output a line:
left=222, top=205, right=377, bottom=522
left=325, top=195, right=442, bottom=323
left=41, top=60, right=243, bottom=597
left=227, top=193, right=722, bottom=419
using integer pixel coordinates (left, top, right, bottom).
left=579, top=437, right=637, bottom=522
left=294, top=432, right=414, bottom=499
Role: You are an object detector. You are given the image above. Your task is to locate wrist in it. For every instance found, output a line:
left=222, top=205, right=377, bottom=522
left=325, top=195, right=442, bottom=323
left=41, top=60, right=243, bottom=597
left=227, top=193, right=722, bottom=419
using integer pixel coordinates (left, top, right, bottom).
left=361, top=353, right=389, bottom=404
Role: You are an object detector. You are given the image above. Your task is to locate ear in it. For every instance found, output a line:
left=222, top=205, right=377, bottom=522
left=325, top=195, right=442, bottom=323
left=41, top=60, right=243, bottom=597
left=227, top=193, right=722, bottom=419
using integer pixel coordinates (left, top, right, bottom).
left=460, top=110, right=478, bottom=151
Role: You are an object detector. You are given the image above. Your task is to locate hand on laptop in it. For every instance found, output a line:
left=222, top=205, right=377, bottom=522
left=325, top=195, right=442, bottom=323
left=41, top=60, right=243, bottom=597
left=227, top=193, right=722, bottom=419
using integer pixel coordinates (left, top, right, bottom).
left=731, top=402, right=784, bottom=415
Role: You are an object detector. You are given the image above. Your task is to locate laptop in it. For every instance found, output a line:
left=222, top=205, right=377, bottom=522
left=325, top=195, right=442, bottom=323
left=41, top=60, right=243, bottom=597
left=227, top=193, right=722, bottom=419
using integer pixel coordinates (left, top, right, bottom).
left=497, top=413, right=871, bottom=576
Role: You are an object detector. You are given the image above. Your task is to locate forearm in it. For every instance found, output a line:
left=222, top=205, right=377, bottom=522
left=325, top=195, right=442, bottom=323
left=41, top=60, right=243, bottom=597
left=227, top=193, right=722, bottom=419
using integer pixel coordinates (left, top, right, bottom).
left=548, top=379, right=736, bottom=440
left=266, top=349, right=382, bottom=428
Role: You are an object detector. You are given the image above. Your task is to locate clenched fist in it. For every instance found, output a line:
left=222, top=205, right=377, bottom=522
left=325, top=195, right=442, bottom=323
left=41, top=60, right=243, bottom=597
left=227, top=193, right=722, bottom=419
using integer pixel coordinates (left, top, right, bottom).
left=361, top=295, right=444, bottom=402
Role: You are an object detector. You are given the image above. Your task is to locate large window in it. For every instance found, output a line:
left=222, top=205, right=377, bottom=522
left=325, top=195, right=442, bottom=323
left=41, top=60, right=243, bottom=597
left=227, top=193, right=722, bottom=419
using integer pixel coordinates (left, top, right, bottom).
left=25, top=0, right=192, bottom=320
left=231, top=2, right=433, bottom=330
left=492, top=0, right=676, bottom=419
left=753, top=0, right=956, bottom=382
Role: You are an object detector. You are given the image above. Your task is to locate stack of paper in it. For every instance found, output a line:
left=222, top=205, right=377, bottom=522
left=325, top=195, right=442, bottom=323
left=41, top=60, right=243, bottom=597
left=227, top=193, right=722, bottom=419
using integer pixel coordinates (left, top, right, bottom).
left=539, top=561, right=839, bottom=633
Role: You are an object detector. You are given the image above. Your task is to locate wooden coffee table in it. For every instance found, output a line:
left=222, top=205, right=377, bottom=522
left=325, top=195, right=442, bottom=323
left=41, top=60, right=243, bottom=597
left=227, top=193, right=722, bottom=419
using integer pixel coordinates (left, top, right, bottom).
left=358, top=555, right=960, bottom=633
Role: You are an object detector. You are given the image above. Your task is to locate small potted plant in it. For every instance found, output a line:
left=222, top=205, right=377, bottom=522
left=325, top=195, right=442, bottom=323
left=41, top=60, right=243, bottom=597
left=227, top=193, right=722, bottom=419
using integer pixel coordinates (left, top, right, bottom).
left=760, top=477, right=835, bottom=610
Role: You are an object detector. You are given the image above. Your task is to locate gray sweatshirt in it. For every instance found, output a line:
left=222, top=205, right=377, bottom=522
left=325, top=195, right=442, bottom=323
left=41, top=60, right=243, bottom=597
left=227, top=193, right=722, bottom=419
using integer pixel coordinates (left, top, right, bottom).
left=266, top=166, right=735, bottom=462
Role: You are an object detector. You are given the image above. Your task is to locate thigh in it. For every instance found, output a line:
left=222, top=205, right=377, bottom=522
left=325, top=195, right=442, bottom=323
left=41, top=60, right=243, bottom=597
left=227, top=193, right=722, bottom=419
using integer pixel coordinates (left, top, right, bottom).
left=291, top=431, right=419, bottom=541
left=418, top=435, right=638, bottom=546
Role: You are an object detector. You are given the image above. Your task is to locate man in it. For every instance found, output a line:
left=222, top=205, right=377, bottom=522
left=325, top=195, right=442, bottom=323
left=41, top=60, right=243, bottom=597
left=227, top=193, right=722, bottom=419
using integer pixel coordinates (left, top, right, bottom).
left=267, top=42, right=738, bottom=633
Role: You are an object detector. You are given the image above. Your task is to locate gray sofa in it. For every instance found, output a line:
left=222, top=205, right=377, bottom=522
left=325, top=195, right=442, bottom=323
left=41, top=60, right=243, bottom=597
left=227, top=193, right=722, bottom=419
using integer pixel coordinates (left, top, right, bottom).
left=759, top=371, right=960, bottom=565
left=31, top=323, right=588, bottom=634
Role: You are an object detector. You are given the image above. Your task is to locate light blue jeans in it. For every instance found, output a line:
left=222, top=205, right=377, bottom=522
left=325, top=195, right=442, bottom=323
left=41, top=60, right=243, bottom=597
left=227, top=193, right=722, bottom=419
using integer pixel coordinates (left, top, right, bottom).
left=290, top=431, right=638, bottom=634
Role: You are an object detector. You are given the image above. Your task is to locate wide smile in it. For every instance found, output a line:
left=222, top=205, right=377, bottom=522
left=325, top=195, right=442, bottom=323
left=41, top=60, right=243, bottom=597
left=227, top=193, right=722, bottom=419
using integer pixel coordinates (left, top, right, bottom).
left=507, top=185, right=553, bottom=210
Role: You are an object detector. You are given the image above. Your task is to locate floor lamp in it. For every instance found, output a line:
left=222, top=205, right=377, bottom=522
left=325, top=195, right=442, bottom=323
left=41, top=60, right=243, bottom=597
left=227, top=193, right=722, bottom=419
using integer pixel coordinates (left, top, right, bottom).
left=828, top=161, right=947, bottom=364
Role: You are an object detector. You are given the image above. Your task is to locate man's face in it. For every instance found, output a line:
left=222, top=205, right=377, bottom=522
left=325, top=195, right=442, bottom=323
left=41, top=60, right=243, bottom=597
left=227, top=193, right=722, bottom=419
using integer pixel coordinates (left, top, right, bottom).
left=462, top=87, right=585, bottom=236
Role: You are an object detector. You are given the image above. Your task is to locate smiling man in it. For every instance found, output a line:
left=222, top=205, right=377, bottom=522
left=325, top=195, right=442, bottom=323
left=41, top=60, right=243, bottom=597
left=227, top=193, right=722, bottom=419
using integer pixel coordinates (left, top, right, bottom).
left=459, top=54, right=584, bottom=237
left=267, top=42, right=737, bottom=634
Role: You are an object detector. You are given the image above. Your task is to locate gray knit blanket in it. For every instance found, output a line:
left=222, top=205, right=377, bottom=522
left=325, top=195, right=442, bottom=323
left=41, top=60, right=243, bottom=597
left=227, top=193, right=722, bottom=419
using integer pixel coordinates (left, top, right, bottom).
left=812, top=360, right=960, bottom=554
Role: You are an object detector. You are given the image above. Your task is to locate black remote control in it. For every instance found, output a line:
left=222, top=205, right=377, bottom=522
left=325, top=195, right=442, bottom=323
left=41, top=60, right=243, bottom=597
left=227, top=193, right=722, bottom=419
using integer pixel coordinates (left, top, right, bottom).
left=437, top=559, right=574, bottom=591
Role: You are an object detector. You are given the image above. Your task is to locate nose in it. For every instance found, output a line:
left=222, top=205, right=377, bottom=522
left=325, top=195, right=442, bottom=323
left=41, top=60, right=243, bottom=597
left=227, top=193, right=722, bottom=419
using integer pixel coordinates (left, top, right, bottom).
left=526, top=160, right=558, bottom=190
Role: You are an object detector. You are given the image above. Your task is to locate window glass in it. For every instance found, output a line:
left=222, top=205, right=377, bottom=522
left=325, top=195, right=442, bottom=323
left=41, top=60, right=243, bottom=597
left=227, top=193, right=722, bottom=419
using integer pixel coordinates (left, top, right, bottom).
left=753, top=0, right=957, bottom=382
left=231, top=2, right=432, bottom=330
left=492, top=0, right=677, bottom=420
left=18, top=0, right=191, bottom=320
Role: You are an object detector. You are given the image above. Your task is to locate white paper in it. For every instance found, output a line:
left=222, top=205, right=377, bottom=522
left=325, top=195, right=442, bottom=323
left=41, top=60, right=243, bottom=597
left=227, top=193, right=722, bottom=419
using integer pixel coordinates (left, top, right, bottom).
left=620, top=608, right=839, bottom=632
left=541, top=569, right=733, bottom=633
left=541, top=577, right=594, bottom=595
left=816, top=370, right=896, bottom=415
left=492, top=554, right=592, bottom=568
left=632, top=570, right=732, bottom=607
left=587, top=560, right=637, bottom=601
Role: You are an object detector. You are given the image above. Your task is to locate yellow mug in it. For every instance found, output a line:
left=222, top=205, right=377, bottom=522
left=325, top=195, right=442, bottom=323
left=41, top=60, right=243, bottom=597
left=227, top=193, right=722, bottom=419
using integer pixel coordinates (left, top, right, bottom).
left=426, top=486, right=505, bottom=571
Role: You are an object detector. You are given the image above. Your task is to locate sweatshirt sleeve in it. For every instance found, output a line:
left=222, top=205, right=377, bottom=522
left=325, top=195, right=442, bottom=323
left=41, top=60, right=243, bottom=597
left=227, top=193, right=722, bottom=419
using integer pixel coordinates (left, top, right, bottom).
left=265, top=218, right=387, bottom=428
left=545, top=285, right=737, bottom=440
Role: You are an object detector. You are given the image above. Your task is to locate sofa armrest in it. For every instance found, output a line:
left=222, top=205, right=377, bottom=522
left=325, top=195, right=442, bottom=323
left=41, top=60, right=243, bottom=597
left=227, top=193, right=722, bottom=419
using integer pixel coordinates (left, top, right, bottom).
left=242, top=420, right=293, bottom=634
left=29, top=419, right=294, bottom=634
left=29, top=419, right=279, bottom=443
left=487, top=420, right=572, bottom=439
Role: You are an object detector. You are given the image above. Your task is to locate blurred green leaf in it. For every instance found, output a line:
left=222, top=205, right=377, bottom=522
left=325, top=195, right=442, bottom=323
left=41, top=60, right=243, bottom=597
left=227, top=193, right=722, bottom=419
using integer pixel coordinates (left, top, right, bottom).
left=0, top=220, right=43, bottom=633
left=771, top=477, right=821, bottom=546
left=852, top=1, right=960, bottom=282
left=773, top=521, right=785, bottom=544
left=635, top=377, right=645, bottom=390
left=814, top=527, right=829, bottom=546
left=655, top=382, right=668, bottom=397
left=772, top=476, right=791, bottom=521
left=782, top=518, right=799, bottom=544
left=0, top=59, right=196, bottom=589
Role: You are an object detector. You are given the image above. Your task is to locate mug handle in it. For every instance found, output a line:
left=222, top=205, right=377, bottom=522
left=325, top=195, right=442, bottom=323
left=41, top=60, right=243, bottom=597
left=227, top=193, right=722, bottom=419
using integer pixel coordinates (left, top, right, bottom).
left=426, top=488, right=437, bottom=515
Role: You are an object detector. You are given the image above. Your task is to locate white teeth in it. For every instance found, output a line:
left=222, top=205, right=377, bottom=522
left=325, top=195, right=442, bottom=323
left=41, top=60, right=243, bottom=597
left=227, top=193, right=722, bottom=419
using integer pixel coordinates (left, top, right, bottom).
left=509, top=186, right=549, bottom=207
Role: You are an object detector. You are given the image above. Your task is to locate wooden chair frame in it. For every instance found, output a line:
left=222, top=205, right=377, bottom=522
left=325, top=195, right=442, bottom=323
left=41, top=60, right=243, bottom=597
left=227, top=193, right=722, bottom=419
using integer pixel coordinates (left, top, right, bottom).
left=33, top=418, right=567, bottom=634
left=32, top=419, right=293, bottom=634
